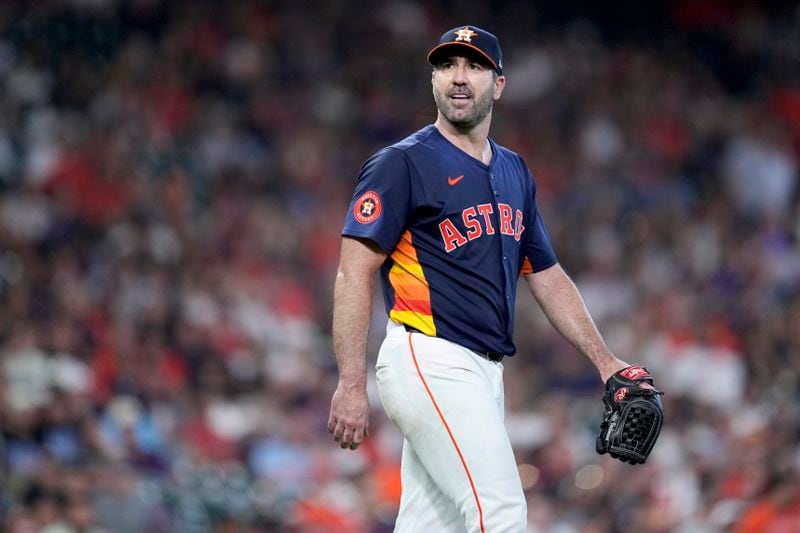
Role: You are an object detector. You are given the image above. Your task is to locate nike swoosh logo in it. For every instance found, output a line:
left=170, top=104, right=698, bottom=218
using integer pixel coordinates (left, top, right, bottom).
left=448, top=175, right=464, bottom=186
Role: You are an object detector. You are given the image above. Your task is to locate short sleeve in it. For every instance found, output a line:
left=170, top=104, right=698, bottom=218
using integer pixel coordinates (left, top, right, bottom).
left=521, top=167, right=557, bottom=275
left=342, top=147, right=412, bottom=253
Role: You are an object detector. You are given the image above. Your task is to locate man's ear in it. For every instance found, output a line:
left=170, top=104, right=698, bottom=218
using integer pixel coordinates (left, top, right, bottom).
left=493, top=75, right=506, bottom=101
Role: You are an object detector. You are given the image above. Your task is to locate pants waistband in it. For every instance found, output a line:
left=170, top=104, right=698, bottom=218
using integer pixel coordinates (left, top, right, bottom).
left=403, top=324, right=505, bottom=363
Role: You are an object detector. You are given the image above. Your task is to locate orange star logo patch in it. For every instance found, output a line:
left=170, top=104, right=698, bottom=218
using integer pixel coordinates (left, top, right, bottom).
left=354, top=191, right=382, bottom=224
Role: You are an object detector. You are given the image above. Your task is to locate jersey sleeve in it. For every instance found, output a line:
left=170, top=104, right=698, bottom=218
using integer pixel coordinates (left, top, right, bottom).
left=342, top=147, right=412, bottom=253
left=520, top=167, right=558, bottom=275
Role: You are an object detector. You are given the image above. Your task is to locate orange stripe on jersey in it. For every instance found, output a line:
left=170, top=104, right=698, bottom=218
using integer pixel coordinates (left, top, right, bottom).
left=391, top=282, right=431, bottom=302
left=388, top=231, right=436, bottom=335
left=520, top=257, right=533, bottom=276
left=392, top=298, right=431, bottom=314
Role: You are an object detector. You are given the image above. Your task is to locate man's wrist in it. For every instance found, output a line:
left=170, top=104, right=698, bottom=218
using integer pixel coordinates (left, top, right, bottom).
left=597, top=355, right=628, bottom=383
left=338, top=374, right=367, bottom=390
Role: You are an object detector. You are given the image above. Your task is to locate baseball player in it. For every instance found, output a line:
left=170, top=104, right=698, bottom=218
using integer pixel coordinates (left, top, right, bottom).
left=328, top=25, right=647, bottom=532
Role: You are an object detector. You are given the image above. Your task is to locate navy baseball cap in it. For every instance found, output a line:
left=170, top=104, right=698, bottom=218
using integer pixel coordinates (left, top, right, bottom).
left=427, top=25, right=503, bottom=75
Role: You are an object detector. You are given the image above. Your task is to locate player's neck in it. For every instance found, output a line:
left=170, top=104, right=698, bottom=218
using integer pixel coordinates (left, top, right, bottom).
left=434, top=117, right=493, bottom=165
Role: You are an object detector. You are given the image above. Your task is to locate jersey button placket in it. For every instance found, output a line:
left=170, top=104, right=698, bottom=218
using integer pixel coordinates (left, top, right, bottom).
left=490, top=168, right=514, bottom=318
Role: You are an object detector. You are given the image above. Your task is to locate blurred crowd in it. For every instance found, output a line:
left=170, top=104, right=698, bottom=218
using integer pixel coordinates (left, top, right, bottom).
left=0, top=1, right=799, bottom=532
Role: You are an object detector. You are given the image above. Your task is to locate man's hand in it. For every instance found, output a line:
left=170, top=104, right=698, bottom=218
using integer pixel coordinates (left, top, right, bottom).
left=328, top=381, right=370, bottom=450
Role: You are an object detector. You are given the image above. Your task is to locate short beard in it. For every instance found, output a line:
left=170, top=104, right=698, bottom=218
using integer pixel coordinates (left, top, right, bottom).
left=433, top=84, right=494, bottom=132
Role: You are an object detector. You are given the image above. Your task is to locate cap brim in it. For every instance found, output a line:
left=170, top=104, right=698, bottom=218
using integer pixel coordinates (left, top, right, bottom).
left=426, top=42, right=500, bottom=73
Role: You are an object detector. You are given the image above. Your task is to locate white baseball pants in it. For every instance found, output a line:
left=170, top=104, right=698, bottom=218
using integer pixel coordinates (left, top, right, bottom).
left=376, top=319, right=527, bottom=533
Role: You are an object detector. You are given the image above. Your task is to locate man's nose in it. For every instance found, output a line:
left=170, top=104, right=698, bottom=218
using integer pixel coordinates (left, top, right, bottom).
left=452, top=64, right=468, bottom=84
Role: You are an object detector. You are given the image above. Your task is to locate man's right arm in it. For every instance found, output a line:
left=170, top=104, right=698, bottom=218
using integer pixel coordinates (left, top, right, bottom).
left=328, top=236, right=387, bottom=450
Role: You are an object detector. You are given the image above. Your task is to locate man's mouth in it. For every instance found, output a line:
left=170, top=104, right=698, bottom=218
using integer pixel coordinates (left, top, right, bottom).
left=449, top=92, right=472, bottom=101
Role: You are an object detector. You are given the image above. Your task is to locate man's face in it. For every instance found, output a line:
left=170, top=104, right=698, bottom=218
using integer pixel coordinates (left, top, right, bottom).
left=432, top=54, right=505, bottom=131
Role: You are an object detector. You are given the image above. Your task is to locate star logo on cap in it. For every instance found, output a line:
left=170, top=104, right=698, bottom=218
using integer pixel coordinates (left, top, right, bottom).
left=454, top=27, right=477, bottom=43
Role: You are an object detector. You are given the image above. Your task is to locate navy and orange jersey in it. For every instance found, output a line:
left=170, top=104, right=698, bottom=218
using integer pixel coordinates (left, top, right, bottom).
left=342, top=125, right=557, bottom=356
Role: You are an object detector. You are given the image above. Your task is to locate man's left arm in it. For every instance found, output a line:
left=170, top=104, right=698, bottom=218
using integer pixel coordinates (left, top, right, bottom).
left=525, top=263, right=628, bottom=383
left=527, top=263, right=665, bottom=464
